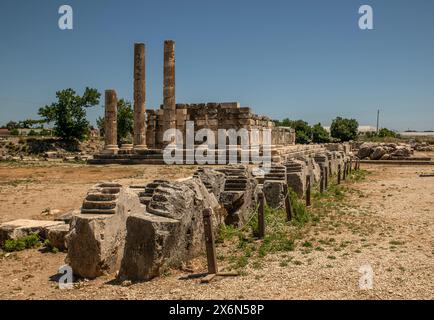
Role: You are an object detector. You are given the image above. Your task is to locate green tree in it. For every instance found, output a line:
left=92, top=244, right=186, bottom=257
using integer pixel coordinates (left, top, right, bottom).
left=273, top=118, right=293, bottom=128
left=312, top=123, right=330, bottom=143
left=330, top=117, right=358, bottom=142
left=274, top=118, right=312, bottom=144
left=6, top=121, right=19, bottom=130
left=38, top=87, right=100, bottom=141
left=96, top=99, right=134, bottom=144
left=289, top=120, right=312, bottom=144
left=378, top=128, right=397, bottom=138
left=96, top=116, right=105, bottom=137
left=18, top=119, right=45, bottom=129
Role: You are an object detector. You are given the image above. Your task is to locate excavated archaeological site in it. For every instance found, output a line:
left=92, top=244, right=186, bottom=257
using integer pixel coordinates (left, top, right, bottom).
left=0, top=40, right=432, bottom=300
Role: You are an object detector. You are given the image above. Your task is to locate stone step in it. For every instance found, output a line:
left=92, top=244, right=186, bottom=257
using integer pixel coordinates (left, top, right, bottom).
left=225, top=187, right=247, bottom=191
left=100, top=187, right=121, bottom=194
left=99, top=183, right=122, bottom=188
left=285, top=163, right=302, bottom=168
left=224, top=182, right=247, bottom=187
left=226, top=176, right=247, bottom=181
left=154, top=180, right=169, bottom=184
left=146, top=183, right=163, bottom=189
left=225, top=182, right=247, bottom=187
left=264, top=177, right=286, bottom=182
left=81, top=208, right=116, bottom=215
left=285, top=169, right=303, bottom=173
left=86, top=193, right=117, bottom=201
left=129, top=185, right=147, bottom=189
left=285, top=164, right=302, bottom=168
left=137, top=191, right=152, bottom=197
left=82, top=200, right=117, bottom=210
left=226, top=181, right=247, bottom=186
left=264, top=177, right=286, bottom=181
left=139, top=196, right=152, bottom=205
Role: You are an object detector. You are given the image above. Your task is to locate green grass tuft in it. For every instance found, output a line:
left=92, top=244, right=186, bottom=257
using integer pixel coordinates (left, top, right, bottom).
left=3, top=233, right=41, bottom=252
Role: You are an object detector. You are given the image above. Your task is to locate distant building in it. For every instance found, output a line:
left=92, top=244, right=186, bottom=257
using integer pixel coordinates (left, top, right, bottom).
left=323, top=125, right=377, bottom=135
left=0, top=128, right=10, bottom=136
left=399, top=131, right=434, bottom=137
left=357, top=126, right=377, bottom=134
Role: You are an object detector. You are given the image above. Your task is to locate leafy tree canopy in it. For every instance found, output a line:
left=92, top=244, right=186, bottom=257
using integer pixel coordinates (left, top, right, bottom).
left=312, top=123, right=331, bottom=143
left=274, top=118, right=312, bottom=144
left=330, top=117, right=358, bottom=142
left=4, top=119, right=45, bottom=130
left=38, top=87, right=100, bottom=141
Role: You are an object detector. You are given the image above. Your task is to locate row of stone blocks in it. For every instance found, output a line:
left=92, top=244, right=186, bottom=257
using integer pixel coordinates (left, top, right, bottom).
left=283, top=150, right=348, bottom=199
left=65, top=165, right=258, bottom=281
left=89, top=144, right=331, bottom=165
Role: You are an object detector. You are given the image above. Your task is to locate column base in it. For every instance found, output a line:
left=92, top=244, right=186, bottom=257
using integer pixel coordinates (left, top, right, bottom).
left=101, top=145, right=119, bottom=154
left=120, top=144, right=134, bottom=150
left=133, top=144, right=148, bottom=151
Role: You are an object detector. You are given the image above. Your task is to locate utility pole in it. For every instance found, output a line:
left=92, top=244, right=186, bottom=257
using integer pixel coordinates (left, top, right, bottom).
left=376, top=109, right=380, bottom=134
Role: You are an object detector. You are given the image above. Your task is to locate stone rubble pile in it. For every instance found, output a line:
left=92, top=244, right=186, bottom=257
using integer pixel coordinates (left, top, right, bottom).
left=357, top=142, right=414, bottom=160
left=413, top=142, right=433, bottom=152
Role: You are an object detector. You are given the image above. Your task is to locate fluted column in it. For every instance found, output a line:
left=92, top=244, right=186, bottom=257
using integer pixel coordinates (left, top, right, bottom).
left=163, top=40, right=176, bottom=144
left=133, top=43, right=147, bottom=150
left=103, top=90, right=119, bottom=154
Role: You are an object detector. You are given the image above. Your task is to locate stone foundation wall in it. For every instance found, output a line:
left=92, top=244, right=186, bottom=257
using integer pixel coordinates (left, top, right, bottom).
left=145, top=102, right=295, bottom=149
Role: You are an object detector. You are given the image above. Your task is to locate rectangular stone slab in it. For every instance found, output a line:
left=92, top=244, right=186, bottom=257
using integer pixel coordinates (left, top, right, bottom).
left=0, top=219, right=66, bottom=245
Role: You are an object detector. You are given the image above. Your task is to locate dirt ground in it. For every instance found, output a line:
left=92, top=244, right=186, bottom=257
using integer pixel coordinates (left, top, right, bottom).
left=0, top=160, right=433, bottom=300
left=0, top=162, right=198, bottom=224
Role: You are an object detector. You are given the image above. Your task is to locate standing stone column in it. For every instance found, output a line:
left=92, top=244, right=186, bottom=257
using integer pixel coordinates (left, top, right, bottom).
left=163, top=40, right=176, bottom=145
left=133, top=43, right=147, bottom=151
left=103, top=90, right=119, bottom=154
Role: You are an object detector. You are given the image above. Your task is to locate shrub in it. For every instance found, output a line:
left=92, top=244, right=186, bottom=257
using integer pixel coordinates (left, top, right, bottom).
left=378, top=128, right=397, bottom=138
left=2, top=233, right=41, bottom=252
left=10, top=128, right=19, bottom=136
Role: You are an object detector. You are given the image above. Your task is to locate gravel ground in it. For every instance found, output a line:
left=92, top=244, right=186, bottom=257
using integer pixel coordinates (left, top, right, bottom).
left=0, top=163, right=433, bottom=300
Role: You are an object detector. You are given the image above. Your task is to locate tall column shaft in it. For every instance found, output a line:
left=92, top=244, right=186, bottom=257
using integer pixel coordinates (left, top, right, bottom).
left=163, top=40, right=176, bottom=142
left=104, top=89, right=119, bottom=153
left=133, top=43, right=147, bottom=150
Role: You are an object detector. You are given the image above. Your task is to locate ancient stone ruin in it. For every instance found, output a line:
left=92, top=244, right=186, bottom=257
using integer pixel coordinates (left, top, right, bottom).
left=61, top=143, right=352, bottom=281
left=89, top=40, right=296, bottom=165
left=0, top=40, right=356, bottom=284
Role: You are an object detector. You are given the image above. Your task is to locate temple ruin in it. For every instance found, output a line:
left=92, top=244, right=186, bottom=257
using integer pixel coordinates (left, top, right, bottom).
left=90, top=40, right=295, bottom=165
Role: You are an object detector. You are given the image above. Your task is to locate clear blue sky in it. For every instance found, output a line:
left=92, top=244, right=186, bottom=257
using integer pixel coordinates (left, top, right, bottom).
left=1, top=0, right=433, bottom=131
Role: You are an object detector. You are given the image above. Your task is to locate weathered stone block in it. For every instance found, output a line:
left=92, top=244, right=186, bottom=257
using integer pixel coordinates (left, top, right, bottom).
left=118, top=178, right=223, bottom=281
left=46, top=224, right=70, bottom=251
left=263, top=180, right=286, bottom=209
left=66, top=185, right=144, bottom=279
left=0, top=219, right=65, bottom=246
left=287, top=173, right=305, bottom=198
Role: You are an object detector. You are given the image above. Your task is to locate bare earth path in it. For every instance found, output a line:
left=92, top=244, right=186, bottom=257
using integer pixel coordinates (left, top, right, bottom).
left=0, top=163, right=432, bottom=299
